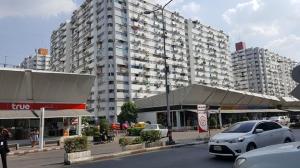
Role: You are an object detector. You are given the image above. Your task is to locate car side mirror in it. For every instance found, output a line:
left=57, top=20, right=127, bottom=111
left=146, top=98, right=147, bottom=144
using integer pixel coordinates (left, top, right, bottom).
left=255, top=129, right=264, bottom=134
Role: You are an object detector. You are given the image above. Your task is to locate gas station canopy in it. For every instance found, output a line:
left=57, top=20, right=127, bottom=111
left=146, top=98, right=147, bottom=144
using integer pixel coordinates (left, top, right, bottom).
left=0, top=68, right=95, bottom=118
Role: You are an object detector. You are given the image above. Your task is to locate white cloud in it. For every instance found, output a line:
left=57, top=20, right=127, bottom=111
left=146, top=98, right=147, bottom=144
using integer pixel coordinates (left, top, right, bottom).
left=223, top=0, right=300, bottom=61
left=250, top=24, right=280, bottom=37
left=0, top=0, right=77, bottom=18
left=265, top=35, right=300, bottom=62
left=152, top=0, right=201, bottom=19
left=223, top=0, right=264, bottom=24
left=181, top=2, right=201, bottom=20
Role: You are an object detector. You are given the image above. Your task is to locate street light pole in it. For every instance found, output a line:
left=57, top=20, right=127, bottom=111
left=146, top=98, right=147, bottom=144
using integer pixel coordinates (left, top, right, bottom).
left=137, top=0, right=174, bottom=144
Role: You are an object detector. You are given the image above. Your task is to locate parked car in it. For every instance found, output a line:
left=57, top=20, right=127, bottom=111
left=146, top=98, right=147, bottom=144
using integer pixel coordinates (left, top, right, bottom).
left=111, top=123, right=121, bottom=130
left=290, top=114, right=300, bottom=123
left=233, top=141, right=300, bottom=168
left=208, top=120, right=295, bottom=157
left=134, top=122, right=148, bottom=129
left=142, top=124, right=168, bottom=137
left=268, top=116, right=290, bottom=125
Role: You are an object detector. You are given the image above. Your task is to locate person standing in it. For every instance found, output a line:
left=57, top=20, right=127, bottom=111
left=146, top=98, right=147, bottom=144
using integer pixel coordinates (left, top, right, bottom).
left=0, top=128, right=10, bottom=168
left=30, top=128, right=39, bottom=148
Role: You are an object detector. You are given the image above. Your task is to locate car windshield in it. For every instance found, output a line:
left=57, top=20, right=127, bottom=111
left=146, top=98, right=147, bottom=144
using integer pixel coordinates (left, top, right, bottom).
left=144, top=124, right=157, bottom=129
left=269, top=117, right=279, bottom=120
left=223, top=122, right=256, bottom=133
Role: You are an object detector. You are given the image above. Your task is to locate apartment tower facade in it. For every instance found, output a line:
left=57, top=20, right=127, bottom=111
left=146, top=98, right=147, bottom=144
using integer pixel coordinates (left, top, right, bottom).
left=232, top=42, right=297, bottom=97
left=50, top=0, right=233, bottom=122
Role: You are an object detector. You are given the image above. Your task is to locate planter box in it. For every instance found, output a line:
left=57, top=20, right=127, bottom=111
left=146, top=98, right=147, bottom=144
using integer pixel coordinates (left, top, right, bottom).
left=122, top=143, right=145, bottom=151
left=145, top=141, right=164, bottom=148
left=64, top=150, right=92, bottom=165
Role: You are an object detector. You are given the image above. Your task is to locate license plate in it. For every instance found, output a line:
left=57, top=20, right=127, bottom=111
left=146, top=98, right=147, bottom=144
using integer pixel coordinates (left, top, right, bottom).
left=213, top=146, right=222, bottom=151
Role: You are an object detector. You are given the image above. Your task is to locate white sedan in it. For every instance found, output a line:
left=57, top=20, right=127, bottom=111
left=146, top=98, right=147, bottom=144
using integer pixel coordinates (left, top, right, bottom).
left=234, top=141, right=300, bottom=168
left=142, top=124, right=168, bottom=137
left=209, top=120, right=295, bottom=157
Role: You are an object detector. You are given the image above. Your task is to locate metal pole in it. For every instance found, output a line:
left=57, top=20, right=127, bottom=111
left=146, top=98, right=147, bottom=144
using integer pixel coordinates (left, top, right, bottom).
left=162, top=7, right=174, bottom=145
left=77, top=116, right=82, bottom=136
left=39, top=107, right=45, bottom=150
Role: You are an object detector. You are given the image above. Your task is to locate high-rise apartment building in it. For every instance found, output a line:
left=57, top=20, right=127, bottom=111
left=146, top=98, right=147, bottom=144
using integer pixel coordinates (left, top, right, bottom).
left=20, top=48, right=51, bottom=70
left=50, top=0, right=232, bottom=122
left=186, top=20, right=233, bottom=87
left=232, top=42, right=297, bottom=97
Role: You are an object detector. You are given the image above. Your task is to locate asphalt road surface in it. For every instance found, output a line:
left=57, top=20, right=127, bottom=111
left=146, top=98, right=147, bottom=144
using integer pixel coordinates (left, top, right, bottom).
left=71, top=129, right=300, bottom=168
left=70, top=144, right=235, bottom=168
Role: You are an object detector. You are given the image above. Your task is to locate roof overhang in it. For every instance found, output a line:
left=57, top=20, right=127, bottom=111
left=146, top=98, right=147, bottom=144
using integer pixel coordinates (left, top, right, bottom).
left=135, top=84, right=281, bottom=109
left=0, top=68, right=95, bottom=104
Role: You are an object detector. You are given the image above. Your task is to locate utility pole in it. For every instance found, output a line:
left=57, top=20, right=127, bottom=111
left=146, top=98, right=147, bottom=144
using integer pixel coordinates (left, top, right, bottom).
left=4, top=56, right=7, bottom=67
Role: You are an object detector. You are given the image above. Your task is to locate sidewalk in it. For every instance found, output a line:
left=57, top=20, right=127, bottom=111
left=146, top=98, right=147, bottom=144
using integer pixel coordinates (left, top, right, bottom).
left=8, top=129, right=224, bottom=155
left=7, top=130, right=223, bottom=168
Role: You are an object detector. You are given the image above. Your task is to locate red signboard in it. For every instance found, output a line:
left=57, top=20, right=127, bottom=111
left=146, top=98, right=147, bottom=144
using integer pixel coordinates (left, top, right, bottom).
left=0, top=103, right=86, bottom=110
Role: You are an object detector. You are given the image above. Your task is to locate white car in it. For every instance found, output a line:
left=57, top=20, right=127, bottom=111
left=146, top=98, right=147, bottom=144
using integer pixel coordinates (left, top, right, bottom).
left=209, top=120, right=295, bottom=157
left=269, top=116, right=290, bottom=125
left=234, top=141, right=300, bottom=168
left=142, top=124, right=168, bottom=137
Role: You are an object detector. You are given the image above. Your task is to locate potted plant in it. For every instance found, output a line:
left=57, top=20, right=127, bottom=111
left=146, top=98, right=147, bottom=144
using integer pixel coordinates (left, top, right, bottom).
left=64, top=136, right=91, bottom=165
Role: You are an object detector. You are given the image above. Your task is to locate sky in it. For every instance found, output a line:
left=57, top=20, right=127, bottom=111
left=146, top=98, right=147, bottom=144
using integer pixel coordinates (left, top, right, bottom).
left=0, top=0, right=299, bottom=66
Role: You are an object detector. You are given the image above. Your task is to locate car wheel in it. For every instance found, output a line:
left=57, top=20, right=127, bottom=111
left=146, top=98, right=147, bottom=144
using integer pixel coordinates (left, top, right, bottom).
left=246, top=143, right=256, bottom=152
left=284, top=138, right=291, bottom=143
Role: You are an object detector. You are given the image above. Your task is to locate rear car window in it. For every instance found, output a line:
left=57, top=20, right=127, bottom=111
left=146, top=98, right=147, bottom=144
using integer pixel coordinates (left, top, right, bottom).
left=145, top=124, right=158, bottom=129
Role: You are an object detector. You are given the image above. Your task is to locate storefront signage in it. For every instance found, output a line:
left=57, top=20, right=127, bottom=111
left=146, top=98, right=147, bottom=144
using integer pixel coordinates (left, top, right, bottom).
left=11, top=103, right=31, bottom=110
left=0, top=103, right=86, bottom=110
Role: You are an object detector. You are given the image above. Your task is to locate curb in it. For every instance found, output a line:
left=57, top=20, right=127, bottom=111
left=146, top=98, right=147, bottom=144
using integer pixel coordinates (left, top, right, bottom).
left=91, top=141, right=207, bottom=162
left=8, top=146, right=63, bottom=156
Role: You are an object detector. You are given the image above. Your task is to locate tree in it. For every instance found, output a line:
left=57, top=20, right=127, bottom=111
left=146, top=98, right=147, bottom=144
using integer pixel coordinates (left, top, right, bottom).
left=118, top=101, right=138, bottom=124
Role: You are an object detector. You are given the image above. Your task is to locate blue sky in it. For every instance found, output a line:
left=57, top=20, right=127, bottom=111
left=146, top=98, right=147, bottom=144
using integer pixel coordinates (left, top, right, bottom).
left=0, top=0, right=299, bottom=66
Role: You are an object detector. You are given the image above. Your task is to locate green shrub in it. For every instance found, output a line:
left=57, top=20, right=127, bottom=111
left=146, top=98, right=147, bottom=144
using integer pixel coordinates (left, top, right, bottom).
left=127, top=128, right=143, bottom=136
left=119, top=137, right=143, bottom=146
left=119, top=137, right=131, bottom=146
left=82, top=127, right=95, bottom=136
left=209, top=117, right=218, bottom=129
left=99, top=119, right=109, bottom=132
left=132, top=137, right=143, bottom=144
left=64, top=136, right=89, bottom=153
left=140, top=130, right=161, bottom=143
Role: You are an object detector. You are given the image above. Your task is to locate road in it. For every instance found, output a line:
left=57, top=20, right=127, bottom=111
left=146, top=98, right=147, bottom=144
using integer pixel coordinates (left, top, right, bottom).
left=70, top=144, right=235, bottom=168
left=71, top=129, right=300, bottom=168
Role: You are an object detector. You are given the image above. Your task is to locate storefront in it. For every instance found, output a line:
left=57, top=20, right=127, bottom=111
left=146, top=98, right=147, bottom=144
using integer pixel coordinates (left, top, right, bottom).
left=0, top=68, right=95, bottom=140
left=136, top=84, right=300, bottom=129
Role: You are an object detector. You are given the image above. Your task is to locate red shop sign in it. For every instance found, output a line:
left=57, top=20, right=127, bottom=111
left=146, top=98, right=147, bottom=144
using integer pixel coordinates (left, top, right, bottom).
left=0, top=103, right=86, bottom=110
